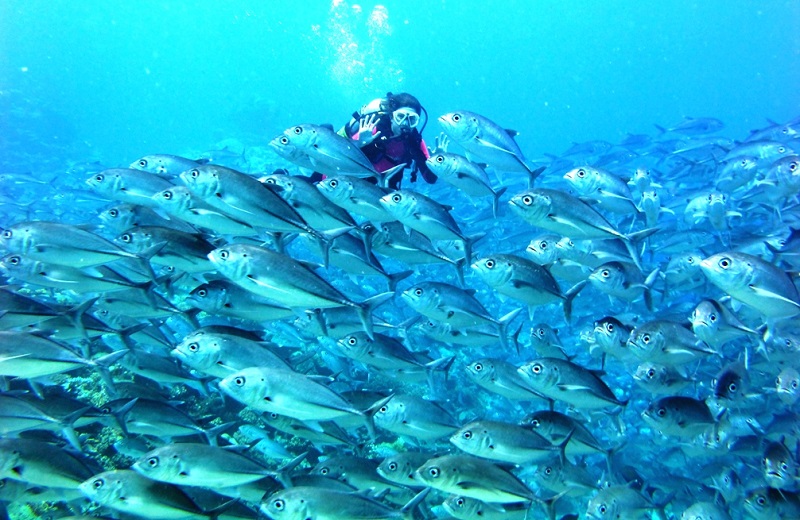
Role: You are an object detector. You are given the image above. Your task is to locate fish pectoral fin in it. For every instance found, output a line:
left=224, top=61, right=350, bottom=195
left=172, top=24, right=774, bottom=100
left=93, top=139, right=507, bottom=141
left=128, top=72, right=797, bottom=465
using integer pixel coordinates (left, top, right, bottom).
left=556, top=384, right=592, bottom=392
left=748, top=285, right=800, bottom=308
left=474, top=137, right=515, bottom=154
left=456, top=480, right=486, bottom=491
left=549, top=215, right=593, bottom=234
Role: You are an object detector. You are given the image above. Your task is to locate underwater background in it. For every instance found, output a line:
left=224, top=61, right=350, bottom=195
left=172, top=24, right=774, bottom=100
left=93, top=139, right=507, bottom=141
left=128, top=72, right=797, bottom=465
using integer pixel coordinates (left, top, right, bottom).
left=2, top=0, right=798, bottom=168
left=1, top=1, right=800, bottom=520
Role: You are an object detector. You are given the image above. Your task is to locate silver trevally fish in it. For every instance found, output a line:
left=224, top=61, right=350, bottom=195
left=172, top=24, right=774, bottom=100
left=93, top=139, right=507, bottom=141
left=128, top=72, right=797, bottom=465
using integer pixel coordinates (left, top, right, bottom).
left=415, top=453, right=535, bottom=504
left=218, top=366, right=385, bottom=437
left=517, top=357, right=626, bottom=410
left=85, top=168, right=175, bottom=207
left=151, top=185, right=257, bottom=236
left=130, top=154, right=208, bottom=177
left=438, top=111, right=545, bottom=186
left=271, top=123, right=404, bottom=183
left=425, top=152, right=508, bottom=217
left=79, top=469, right=213, bottom=519
left=131, top=442, right=281, bottom=488
left=508, top=188, right=653, bottom=270
left=700, top=251, right=800, bottom=320
left=380, top=189, right=472, bottom=263
left=0, top=221, right=141, bottom=268
left=207, top=243, right=375, bottom=337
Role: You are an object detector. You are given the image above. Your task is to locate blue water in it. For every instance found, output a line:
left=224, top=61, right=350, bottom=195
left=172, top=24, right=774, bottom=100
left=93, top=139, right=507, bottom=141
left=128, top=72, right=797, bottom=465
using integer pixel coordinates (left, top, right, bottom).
left=2, top=0, right=798, bottom=167
left=2, top=2, right=800, bottom=519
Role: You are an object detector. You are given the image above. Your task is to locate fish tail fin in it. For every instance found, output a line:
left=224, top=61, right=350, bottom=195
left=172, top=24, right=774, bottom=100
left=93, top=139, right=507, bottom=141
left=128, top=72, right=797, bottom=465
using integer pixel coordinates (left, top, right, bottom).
left=387, top=269, right=414, bottom=292
left=452, top=257, right=466, bottom=288
left=400, top=488, right=431, bottom=519
left=643, top=268, right=661, bottom=312
left=526, top=165, right=547, bottom=188
left=203, top=421, right=237, bottom=447
left=563, top=280, right=588, bottom=322
left=496, top=308, right=523, bottom=351
left=363, top=394, right=394, bottom=441
left=492, top=186, right=508, bottom=218
left=354, top=300, right=375, bottom=339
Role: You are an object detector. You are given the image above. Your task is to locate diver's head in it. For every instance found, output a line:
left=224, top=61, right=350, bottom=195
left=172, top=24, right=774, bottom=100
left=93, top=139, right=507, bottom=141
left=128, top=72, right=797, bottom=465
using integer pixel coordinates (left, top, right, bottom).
left=387, top=92, right=424, bottom=135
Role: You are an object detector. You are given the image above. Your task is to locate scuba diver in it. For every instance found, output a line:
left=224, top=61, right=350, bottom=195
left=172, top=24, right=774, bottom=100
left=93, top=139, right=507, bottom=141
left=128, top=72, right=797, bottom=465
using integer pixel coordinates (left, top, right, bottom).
left=341, top=92, right=438, bottom=190
left=311, top=92, right=438, bottom=190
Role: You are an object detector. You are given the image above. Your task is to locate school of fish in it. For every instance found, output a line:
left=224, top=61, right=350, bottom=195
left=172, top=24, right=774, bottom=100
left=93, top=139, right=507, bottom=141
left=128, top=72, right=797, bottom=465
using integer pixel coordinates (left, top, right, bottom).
left=0, top=110, right=799, bottom=520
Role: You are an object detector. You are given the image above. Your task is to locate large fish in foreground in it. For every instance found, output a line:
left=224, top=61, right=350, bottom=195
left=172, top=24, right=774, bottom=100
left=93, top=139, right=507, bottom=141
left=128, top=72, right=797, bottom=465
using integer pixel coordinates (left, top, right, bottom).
left=438, top=111, right=545, bottom=185
left=207, top=242, right=375, bottom=337
left=700, top=251, right=800, bottom=321
left=508, top=188, right=654, bottom=270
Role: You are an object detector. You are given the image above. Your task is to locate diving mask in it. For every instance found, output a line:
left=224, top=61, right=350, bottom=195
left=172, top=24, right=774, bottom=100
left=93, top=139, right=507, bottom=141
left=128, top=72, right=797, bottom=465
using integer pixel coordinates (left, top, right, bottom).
left=392, top=108, right=420, bottom=128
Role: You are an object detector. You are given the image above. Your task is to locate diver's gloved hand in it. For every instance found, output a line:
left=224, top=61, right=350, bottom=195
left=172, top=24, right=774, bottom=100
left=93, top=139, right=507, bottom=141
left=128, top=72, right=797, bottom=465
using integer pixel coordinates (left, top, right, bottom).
left=429, top=132, right=450, bottom=155
left=354, top=114, right=381, bottom=146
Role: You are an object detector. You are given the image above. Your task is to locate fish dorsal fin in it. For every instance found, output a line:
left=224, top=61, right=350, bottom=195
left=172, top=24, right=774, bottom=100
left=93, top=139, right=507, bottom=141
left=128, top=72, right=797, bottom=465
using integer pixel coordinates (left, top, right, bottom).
left=320, top=123, right=335, bottom=131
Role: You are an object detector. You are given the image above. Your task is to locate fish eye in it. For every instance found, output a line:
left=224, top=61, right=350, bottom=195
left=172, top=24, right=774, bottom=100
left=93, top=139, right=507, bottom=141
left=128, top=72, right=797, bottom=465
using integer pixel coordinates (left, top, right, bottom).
left=577, top=168, right=586, bottom=178
left=728, top=383, right=737, bottom=393
left=319, top=467, right=328, bottom=475
left=686, top=256, right=694, bottom=263
left=414, top=288, right=423, bottom=296
left=537, top=328, right=545, bottom=336
left=138, top=159, right=147, bottom=167
left=120, top=233, right=132, bottom=243
left=92, top=478, right=104, bottom=490
left=642, top=334, right=651, bottom=344
left=188, top=343, right=199, bottom=352
left=273, top=499, right=285, bottom=510
left=778, top=146, right=786, bottom=153
left=190, top=169, right=200, bottom=178
left=601, top=269, right=610, bottom=277
left=452, top=114, right=461, bottom=122
left=218, top=250, right=229, bottom=260
left=544, top=466, right=552, bottom=475
left=456, top=498, right=465, bottom=506
left=196, top=289, right=207, bottom=297
left=781, top=462, right=789, bottom=471
left=436, top=155, right=444, bottom=163
left=388, top=462, right=397, bottom=471
left=94, top=174, right=104, bottom=182
left=790, top=162, right=798, bottom=172
left=485, top=259, right=495, bottom=268
left=531, top=363, right=543, bottom=374
left=347, top=337, right=357, bottom=346
left=234, top=376, right=245, bottom=386
left=756, top=495, right=766, bottom=506
left=647, top=369, right=656, bottom=378
left=108, top=209, right=119, bottom=218
left=521, top=195, right=533, bottom=205
left=598, top=505, right=607, bottom=515
left=279, top=136, right=289, bottom=144
left=793, top=381, right=799, bottom=389
left=473, top=363, right=483, bottom=371
left=462, top=430, right=472, bottom=439
left=605, top=323, right=614, bottom=332
left=530, top=419, right=540, bottom=428
left=707, top=194, right=713, bottom=201
left=162, top=191, right=173, bottom=200
left=147, top=456, right=159, bottom=467
left=657, top=407, right=666, bottom=417
left=329, top=180, right=337, bottom=187
left=392, top=194, right=402, bottom=203
left=709, top=313, right=717, bottom=322
left=540, top=241, right=547, bottom=249
left=428, top=467, right=440, bottom=478
left=293, top=126, right=303, bottom=135
left=7, top=256, right=20, bottom=265
left=379, top=406, right=388, bottom=413
left=718, top=257, right=731, bottom=269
